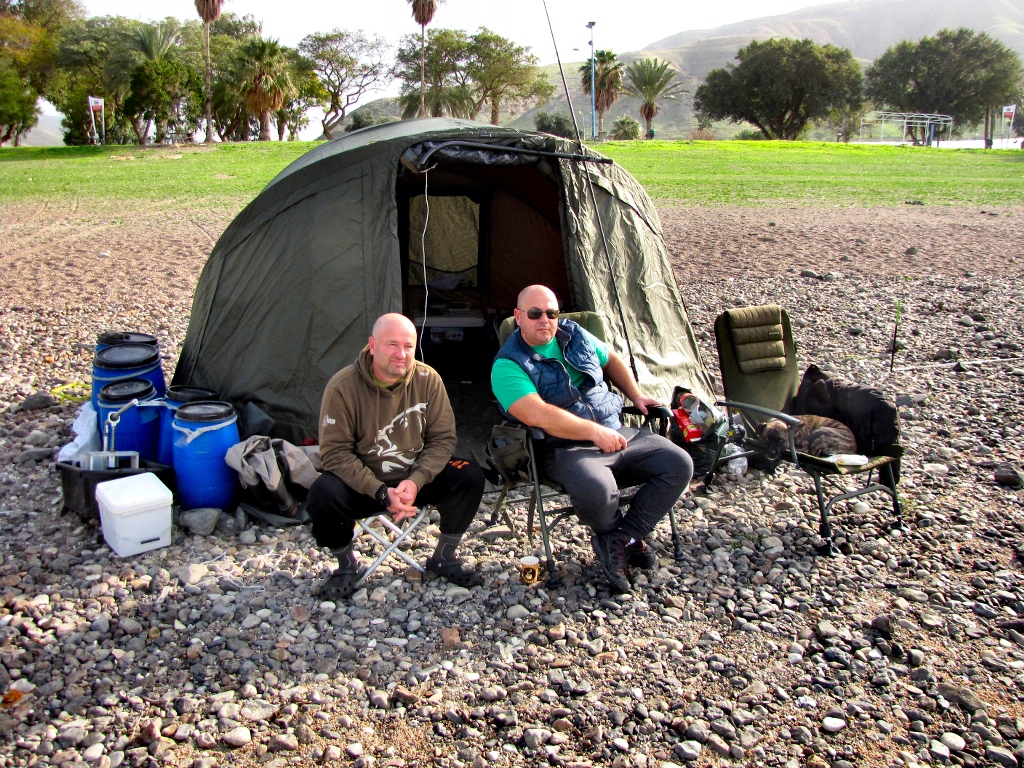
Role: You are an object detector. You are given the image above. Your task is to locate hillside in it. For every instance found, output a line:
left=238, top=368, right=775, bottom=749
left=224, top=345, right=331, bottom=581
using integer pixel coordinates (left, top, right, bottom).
left=512, top=0, right=1024, bottom=139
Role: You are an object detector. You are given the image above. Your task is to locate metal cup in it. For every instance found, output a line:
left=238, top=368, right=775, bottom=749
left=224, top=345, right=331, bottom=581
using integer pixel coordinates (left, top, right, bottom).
left=519, top=556, right=540, bottom=585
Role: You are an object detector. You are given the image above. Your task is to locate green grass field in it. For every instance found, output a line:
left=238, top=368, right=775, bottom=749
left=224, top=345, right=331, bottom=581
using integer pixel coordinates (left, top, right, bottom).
left=1, top=139, right=1022, bottom=207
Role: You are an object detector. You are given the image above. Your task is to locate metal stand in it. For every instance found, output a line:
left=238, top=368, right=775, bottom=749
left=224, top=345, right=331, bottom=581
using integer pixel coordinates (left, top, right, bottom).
left=354, top=507, right=429, bottom=586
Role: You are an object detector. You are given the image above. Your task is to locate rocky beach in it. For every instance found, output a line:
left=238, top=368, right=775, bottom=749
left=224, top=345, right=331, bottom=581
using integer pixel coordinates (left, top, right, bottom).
left=1, top=200, right=1023, bottom=768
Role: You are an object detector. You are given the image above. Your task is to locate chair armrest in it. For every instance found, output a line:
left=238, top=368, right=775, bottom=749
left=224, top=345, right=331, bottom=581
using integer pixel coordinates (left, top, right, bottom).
left=622, top=404, right=673, bottom=421
left=715, top=400, right=801, bottom=426
left=715, top=400, right=800, bottom=466
left=623, top=404, right=673, bottom=436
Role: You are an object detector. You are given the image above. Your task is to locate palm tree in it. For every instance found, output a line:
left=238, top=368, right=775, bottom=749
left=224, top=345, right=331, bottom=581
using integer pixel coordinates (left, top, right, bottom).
left=579, top=50, right=623, bottom=135
left=624, top=58, right=687, bottom=139
left=407, top=0, right=444, bottom=118
left=236, top=37, right=294, bottom=141
left=194, top=0, right=225, bottom=143
left=133, top=21, right=181, bottom=61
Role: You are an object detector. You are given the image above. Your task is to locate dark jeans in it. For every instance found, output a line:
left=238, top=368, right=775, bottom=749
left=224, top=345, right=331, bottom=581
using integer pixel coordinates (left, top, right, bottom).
left=541, top=429, right=692, bottom=541
left=308, top=458, right=485, bottom=551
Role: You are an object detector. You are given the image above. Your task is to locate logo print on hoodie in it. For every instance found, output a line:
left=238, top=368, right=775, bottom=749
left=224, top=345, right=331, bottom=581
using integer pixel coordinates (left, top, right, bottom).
left=374, top=403, right=428, bottom=473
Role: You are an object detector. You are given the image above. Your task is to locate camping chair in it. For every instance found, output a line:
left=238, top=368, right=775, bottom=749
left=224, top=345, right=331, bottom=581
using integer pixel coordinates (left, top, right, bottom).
left=703, top=305, right=905, bottom=556
left=486, top=311, right=686, bottom=587
left=353, top=506, right=430, bottom=586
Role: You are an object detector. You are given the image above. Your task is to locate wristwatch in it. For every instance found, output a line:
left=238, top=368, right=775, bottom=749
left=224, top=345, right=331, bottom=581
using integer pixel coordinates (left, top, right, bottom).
left=374, top=484, right=389, bottom=506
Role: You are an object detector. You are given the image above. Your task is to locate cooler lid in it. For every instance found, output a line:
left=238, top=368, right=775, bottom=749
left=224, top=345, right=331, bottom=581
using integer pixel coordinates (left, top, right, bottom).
left=165, top=386, right=218, bottom=405
left=99, top=378, right=155, bottom=403
left=95, top=472, right=172, bottom=514
left=175, top=401, right=235, bottom=423
left=94, top=343, right=160, bottom=369
left=97, top=331, right=158, bottom=347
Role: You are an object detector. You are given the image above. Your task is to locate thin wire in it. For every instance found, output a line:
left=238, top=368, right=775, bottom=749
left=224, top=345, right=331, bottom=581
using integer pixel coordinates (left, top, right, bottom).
left=419, top=167, right=431, bottom=361
left=540, top=0, right=639, bottom=381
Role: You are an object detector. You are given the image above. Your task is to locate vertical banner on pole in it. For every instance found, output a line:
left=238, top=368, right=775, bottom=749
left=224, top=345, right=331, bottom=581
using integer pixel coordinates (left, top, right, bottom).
left=1003, top=105, right=1017, bottom=149
left=87, top=96, right=104, bottom=145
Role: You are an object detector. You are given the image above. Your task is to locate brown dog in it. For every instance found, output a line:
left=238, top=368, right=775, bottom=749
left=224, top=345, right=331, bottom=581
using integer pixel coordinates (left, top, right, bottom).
left=758, top=415, right=858, bottom=460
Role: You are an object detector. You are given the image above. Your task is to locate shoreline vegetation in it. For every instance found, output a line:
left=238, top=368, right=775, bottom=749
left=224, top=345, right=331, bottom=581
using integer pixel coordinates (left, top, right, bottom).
left=1, top=140, right=1023, bottom=207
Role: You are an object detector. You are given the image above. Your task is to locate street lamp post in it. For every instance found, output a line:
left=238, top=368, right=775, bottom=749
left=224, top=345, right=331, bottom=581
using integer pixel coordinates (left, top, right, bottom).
left=587, top=21, right=596, bottom=140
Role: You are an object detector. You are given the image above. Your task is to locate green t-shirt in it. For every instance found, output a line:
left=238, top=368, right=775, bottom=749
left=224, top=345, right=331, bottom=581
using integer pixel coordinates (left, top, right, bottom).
left=491, top=329, right=610, bottom=411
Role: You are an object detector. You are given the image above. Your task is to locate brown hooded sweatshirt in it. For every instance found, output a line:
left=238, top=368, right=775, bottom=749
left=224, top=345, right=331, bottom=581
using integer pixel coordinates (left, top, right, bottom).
left=318, top=347, right=457, bottom=497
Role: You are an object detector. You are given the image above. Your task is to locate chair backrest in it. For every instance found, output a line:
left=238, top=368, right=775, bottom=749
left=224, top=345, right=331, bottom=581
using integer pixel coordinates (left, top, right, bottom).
left=714, top=304, right=799, bottom=428
left=497, top=311, right=607, bottom=347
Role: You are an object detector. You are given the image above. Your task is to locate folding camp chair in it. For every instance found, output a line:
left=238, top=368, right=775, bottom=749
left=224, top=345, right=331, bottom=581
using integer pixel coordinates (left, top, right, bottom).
left=353, top=506, right=430, bottom=585
left=703, top=305, right=905, bottom=556
left=486, top=311, right=686, bottom=587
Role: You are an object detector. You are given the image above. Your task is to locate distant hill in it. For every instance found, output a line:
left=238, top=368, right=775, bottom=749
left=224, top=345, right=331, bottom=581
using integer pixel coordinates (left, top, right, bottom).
left=646, top=0, right=1024, bottom=68
left=511, top=0, right=1024, bottom=138
left=19, top=114, right=65, bottom=147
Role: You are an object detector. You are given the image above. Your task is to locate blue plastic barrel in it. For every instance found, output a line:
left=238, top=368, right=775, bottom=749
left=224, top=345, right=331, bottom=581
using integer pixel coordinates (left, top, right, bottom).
left=92, top=343, right=166, bottom=411
left=96, top=331, right=159, bottom=352
left=157, top=385, right=218, bottom=467
left=173, top=401, right=239, bottom=511
left=97, top=379, right=161, bottom=461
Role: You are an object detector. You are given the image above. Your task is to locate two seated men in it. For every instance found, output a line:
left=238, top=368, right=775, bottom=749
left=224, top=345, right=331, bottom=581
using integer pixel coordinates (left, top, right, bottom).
left=307, top=285, right=693, bottom=598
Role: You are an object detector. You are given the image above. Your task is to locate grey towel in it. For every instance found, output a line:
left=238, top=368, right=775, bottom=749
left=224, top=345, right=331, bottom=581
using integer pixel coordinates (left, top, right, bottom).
left=225, top=436, right=321, bottom=516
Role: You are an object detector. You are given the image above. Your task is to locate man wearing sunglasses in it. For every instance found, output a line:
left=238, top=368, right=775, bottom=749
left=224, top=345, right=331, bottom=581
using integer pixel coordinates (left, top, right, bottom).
left=491, top=285, right=692, bottom=593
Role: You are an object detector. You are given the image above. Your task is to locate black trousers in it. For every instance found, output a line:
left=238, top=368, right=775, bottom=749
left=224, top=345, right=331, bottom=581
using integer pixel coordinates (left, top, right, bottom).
left=308, top=458, right=485, bottom=551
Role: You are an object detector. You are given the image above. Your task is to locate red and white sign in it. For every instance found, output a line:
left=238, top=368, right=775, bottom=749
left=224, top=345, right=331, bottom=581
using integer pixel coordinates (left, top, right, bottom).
left=88, top=96, right=104, bottom=112
left=1004, top=104, right=1017, bottom=121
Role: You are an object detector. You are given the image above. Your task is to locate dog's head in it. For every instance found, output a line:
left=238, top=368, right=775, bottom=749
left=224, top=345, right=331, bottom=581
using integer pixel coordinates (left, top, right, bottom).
left=756, top=418, right=793, bottom=461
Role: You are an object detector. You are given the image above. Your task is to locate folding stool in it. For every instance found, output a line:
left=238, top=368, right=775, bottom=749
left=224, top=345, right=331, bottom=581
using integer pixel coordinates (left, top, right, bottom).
left=353, top=506, right=431, bottom=585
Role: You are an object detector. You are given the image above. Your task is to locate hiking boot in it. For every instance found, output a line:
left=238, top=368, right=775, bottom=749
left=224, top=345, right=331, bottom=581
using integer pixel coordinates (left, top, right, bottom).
left=592, top=530, right=632, bottom=594
left=626, top=538, right=658, bottom=569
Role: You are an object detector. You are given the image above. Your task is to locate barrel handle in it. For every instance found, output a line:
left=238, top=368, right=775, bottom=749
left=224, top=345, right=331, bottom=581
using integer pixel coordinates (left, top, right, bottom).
left=172, top=414, right=238, bottom=446
left=103, top=398, right=139, bottom=452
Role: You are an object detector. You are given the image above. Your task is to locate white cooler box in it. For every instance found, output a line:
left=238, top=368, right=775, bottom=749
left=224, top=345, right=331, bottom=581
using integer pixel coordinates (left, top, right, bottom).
left=95, top=473, right=173, bottom=557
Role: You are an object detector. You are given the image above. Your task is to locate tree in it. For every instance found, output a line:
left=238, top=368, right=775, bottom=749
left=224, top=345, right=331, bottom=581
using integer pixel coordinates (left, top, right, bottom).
left=406, top=0, right=443, bottom=118
left=694, top=38, right=863, bottom=140
left=298, top=29, right=389, bottom=139
left=0, top=57, right=37, bottom=143
left=623, top=58, right=686, bottom=138
left=579, top=50, right=623, bottom=134
left=610, top=114, right=640, bottom=140
left=47, top=15, right=142, bottom=144
left=866, top=29, right=1024, bottom=143
left=122, top=57, right=198, bottom=143
left=534, top=110, right=575, bottom=138
left=235, top=36, right=293, bottom=141
left=193, top=0, right=224, bottom=143
left=395, top=27, right=472, bottom=119
left=464, top=28, right=551, bottom=124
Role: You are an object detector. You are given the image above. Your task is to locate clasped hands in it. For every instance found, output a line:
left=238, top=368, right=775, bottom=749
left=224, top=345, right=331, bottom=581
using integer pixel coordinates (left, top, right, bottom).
left=384, top=478, right=419, bottom=523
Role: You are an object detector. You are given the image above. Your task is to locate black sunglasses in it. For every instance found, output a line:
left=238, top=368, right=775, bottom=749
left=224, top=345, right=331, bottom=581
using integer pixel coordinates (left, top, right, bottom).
left=519, top=308, right=559, bottom=320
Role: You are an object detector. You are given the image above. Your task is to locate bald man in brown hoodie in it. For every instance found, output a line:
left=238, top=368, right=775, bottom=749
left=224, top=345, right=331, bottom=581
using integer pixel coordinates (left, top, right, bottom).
left=307, top=314, right=485, bottom=599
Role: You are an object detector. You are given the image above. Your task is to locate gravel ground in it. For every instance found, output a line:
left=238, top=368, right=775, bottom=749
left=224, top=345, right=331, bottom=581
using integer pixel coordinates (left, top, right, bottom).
left=1, top=200, right=1024, bottom=768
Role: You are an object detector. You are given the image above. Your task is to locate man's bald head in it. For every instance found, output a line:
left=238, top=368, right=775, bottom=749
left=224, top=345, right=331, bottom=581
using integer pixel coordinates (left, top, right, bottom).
left=514, top=285, right=560, bottom=347
left=368, top=313, right=418, bottom=385
left=372, top=313, right=417, bottom=341
left=517, top=285, right=558, bottom=310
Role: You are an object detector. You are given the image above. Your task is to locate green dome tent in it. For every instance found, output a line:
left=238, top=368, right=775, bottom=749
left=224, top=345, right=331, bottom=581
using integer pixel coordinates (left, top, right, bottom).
left=173, top=118, right=713, bottom=445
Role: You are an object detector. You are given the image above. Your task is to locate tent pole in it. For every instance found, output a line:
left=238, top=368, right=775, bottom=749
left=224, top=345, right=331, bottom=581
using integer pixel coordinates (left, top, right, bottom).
left=540, top=0, right=640, bottom=381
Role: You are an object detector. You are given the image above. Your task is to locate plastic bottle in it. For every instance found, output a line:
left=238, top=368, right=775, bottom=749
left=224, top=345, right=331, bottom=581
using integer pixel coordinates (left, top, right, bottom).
left=721, top=443, right=748, bottom=476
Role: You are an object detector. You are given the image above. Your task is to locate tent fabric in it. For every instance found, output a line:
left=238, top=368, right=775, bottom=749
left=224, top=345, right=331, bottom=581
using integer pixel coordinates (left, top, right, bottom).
left=174, top=118, right=714, bottom=437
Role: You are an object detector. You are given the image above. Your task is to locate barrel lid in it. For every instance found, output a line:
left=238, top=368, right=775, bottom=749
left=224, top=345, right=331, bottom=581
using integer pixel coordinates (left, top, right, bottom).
left=99, top=378, right=156, bottom=403
left=176, top=401, right=235, bottom=423
left=97, top=331, right=158, bottom=347
left=166, top=385, right=218, bottom=405
left=94, top=343, right=160, bottom=369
